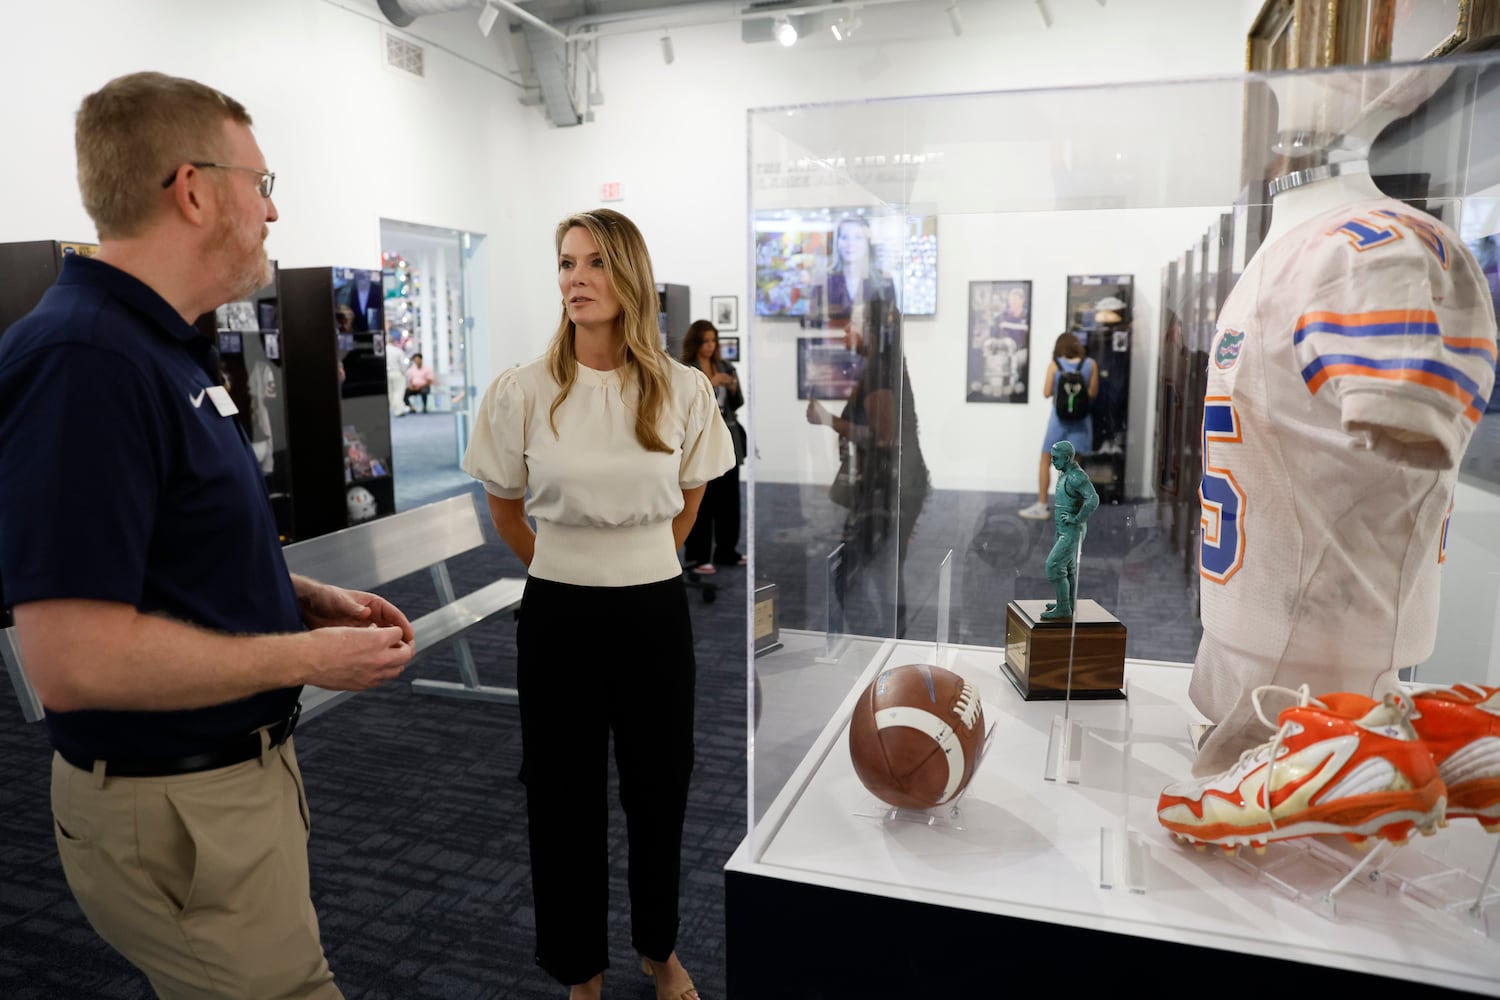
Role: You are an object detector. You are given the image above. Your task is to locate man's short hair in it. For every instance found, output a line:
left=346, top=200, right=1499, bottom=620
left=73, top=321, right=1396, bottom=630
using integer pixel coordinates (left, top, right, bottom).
left=76, top=72, right=252, bottom=239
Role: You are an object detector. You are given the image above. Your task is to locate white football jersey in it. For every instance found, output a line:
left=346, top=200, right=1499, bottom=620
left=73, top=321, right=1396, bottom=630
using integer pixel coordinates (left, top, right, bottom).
left=1197, top=198, right=1496, bottom=678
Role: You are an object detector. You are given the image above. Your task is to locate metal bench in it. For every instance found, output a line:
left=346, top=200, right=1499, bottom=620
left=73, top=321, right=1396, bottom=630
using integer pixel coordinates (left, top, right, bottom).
left=3, top=492, right=524, bottom=724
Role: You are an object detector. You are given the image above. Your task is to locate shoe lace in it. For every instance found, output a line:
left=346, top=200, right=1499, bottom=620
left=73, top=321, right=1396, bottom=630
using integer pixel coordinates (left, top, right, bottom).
left=1244, top=684, right=1323, bottom=834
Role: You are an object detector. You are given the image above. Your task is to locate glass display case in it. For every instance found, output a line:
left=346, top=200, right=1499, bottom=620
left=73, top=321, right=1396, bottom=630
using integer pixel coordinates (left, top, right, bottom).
left=730, top=54, right=1500, bottom=997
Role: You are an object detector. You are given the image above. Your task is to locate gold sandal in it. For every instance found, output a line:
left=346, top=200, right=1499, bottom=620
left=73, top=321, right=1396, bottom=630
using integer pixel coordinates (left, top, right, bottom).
left=640, top=955, right=700, bottom=1000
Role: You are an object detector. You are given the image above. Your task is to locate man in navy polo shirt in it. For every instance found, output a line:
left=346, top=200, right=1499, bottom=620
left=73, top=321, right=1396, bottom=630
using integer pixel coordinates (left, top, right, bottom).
left=0, top=73, right=415, bottom=999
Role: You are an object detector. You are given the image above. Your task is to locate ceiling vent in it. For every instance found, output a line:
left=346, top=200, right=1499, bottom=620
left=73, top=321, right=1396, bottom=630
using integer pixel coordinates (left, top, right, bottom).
left=385, top=33, right=427, bottom=78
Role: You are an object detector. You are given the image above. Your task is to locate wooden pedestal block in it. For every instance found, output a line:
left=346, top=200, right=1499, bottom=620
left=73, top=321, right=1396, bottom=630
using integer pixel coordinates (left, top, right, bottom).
left=1002, top=599, right=1126, bottom=700
left=754, top=583, right=782, bottom=656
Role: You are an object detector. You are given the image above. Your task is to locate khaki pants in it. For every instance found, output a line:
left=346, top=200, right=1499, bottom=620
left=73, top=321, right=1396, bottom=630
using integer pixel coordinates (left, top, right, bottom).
left=50, top=737, right=342, bottom=999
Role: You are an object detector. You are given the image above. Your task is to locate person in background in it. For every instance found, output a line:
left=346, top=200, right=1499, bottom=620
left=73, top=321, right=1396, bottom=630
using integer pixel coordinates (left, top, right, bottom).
left=463, top=209, right=733, bottom=1000
left=404, top=350, right=434, bottom=413
left=680, top=319, right=746, bottom=573
left=806, top=286, right=930, bottom=639
left=808, top=214, right=896, bottom=324
left=1020, top=331, right=1098, bottom=520
left=0, top=71, right=414, bottom=1000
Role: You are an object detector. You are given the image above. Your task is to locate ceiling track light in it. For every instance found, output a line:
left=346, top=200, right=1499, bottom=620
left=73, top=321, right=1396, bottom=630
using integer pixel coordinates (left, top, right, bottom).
left=945, top=2, right=963, bottom=37
left=833, top=12, right=862, bottom=41
left=1035, top=0, right=1053, bottom=28
left=774, top=14, right=798, bottom=47
left=659, top=31, right=674, bottom=64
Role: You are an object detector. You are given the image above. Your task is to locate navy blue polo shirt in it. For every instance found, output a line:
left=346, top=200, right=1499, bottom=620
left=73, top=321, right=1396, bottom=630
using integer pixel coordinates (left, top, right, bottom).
left=0, top=255, right=303, bottom=760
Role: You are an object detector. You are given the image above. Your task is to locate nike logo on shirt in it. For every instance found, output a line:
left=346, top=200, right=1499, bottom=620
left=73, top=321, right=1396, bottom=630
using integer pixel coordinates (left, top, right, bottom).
left=189, top=388, right=207, bottom=408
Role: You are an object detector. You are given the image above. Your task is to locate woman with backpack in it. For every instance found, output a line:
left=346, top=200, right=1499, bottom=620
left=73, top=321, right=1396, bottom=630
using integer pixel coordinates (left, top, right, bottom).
left=1020, top=331, right=1099, bottom=520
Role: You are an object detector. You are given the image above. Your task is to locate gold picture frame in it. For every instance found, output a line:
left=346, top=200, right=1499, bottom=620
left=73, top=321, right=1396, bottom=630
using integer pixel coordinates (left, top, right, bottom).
left=1248, top=0, right=1500, bottom=72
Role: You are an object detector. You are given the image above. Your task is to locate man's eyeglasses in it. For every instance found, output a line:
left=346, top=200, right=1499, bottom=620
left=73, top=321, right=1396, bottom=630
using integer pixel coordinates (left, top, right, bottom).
left=161, top=162, right=275, bottom=198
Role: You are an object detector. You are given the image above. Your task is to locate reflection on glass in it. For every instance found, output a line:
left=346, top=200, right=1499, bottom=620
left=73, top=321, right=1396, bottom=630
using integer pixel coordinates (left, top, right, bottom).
left=804, top=219, right=931, bottom=638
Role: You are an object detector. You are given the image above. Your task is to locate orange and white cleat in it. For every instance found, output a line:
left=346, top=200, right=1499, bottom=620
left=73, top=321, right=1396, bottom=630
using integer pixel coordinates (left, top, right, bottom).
left=1410, top=684, right=1500, bottom=832
left=1158, top=686, right=1447, bottom=850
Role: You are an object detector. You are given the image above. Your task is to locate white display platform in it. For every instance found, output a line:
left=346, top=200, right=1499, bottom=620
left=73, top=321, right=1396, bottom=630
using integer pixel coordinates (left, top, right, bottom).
left=728, top=638, right=1500, bottom=996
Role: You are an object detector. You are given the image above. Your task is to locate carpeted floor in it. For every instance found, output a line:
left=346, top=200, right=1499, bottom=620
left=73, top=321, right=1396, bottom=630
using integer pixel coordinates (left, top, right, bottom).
left=0, top=412, right=1202, bottom=999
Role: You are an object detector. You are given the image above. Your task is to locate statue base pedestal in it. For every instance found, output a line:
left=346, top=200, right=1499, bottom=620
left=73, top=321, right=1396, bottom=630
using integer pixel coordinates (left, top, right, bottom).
left=1002, top=599, right=1126, bottom=701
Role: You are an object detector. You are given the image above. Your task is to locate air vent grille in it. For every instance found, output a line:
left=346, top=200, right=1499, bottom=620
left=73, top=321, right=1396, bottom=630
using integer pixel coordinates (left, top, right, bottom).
left=385, top=33, right=425, bottom=77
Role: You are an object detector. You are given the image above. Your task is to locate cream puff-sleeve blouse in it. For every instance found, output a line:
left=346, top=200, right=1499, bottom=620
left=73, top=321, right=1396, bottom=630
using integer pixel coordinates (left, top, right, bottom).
left=462, top=356, right=736, bottom=586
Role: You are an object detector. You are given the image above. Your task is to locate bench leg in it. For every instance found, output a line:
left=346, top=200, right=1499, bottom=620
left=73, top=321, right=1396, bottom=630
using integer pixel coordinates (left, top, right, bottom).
left=409, top=635, right=518, bottom=705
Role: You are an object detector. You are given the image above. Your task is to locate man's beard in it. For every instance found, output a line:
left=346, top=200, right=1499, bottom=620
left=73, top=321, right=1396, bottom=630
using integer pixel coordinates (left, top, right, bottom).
left=209, top=214, right=271, bottom=302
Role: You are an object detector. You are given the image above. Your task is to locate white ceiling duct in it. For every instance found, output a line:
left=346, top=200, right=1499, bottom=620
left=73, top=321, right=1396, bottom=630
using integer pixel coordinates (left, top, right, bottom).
left=376, top=0, right=478, bottom=28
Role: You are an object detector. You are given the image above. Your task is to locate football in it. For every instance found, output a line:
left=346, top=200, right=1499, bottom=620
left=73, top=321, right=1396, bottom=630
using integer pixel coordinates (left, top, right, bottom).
left=848, top=663, right=986, bottom=810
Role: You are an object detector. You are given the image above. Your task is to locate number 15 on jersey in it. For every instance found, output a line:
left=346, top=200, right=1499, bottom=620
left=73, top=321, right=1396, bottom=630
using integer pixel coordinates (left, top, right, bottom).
left=1201, top=395, right=1245, bottom=583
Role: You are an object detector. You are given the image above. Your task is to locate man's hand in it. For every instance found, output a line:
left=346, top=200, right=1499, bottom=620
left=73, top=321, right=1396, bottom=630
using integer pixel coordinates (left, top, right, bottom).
left=806, top=399, right=830, bottom=426
left=296, top=580, right=415, bottom=642
left=301, top=626, right=414, bottom=692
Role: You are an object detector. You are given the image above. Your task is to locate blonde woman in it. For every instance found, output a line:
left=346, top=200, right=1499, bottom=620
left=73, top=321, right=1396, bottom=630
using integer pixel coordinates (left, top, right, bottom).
left=463, top=209, right=732, bottom=1000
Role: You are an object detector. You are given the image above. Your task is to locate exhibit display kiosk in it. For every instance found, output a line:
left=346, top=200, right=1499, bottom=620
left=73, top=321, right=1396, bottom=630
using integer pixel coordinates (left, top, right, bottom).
left=729, top=54, right=1500, bottom=997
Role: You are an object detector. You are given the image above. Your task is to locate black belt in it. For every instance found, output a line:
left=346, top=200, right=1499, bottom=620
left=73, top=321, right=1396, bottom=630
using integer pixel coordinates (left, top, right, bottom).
left=60, top=703, right=301, bottom=778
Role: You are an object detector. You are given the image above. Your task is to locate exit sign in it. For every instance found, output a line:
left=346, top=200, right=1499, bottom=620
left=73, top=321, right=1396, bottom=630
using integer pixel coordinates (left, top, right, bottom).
left=600, top=181, right=623, bottom=202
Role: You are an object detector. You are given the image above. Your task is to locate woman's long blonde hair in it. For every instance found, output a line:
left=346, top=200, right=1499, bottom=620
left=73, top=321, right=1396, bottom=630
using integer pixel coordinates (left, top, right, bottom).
left=546, top=209, right=674, bottom=454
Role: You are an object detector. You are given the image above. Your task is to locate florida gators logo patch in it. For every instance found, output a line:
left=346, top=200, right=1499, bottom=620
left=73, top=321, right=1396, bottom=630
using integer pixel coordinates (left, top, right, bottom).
left=1214, top=328, right=1245, bottom=370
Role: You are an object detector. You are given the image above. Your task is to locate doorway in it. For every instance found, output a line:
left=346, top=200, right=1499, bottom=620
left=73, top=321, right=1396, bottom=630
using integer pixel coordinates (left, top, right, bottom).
left=380, top=218, right=483, bottom=510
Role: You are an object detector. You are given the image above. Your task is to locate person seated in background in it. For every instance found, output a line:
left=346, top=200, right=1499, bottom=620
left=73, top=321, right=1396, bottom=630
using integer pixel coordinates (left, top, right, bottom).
left=404, top=351, right=434, bottom=413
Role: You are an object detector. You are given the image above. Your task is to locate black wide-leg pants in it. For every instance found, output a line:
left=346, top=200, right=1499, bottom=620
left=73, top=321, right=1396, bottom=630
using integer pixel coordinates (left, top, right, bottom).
left=683, top=463, right=741, bottom=566
left=516, top=574, right=697, bottom=986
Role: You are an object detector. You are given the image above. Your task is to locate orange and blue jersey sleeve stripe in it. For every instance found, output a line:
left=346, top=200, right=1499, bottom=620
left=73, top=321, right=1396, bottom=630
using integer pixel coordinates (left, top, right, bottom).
left=1295, top=310, right=1495, bottom=422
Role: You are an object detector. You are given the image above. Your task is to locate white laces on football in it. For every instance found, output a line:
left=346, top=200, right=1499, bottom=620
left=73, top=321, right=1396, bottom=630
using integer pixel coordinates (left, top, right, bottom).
left=954, top=682, right=981, bottom=729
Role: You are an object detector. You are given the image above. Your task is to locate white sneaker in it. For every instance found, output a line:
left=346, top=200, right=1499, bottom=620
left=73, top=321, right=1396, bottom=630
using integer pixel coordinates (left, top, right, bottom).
left=1018, top=502, right=1050, bottom=520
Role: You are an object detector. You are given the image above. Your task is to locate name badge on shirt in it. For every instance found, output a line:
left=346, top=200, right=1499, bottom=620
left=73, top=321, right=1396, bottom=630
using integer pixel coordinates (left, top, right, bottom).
left=206, top=385, right=239, bottom=416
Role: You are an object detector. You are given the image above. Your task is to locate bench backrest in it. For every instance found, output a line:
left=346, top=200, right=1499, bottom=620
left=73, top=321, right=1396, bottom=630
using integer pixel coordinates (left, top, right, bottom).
left=281, top=492, right=487, bottom=591
left=3, top=492, right=496, bottom=724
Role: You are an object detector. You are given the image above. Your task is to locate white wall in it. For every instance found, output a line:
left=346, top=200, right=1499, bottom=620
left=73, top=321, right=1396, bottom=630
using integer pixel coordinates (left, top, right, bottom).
left=501, top=0, right=1263, bottom=493
left=3, top=0, right=533, bottom=385
left=4, top=0, right=1263, bottom=484
left=752, top=208, right=1219, bottom=494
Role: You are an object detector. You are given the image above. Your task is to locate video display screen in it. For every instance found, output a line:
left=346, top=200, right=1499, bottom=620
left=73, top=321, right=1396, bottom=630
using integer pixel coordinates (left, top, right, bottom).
left=332, top=267, right=384, bottom=334
left=755, top=210, right=937, bottom=319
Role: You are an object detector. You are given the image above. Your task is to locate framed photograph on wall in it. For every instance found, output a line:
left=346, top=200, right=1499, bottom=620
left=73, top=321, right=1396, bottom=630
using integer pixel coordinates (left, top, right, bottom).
left=719, top=336, right=740, bottom=362
left=711, top=295, right=739, bottom=331
left=797, top=336, right=864, bottom=400
left=966, top=280, right=1031, bottom=403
